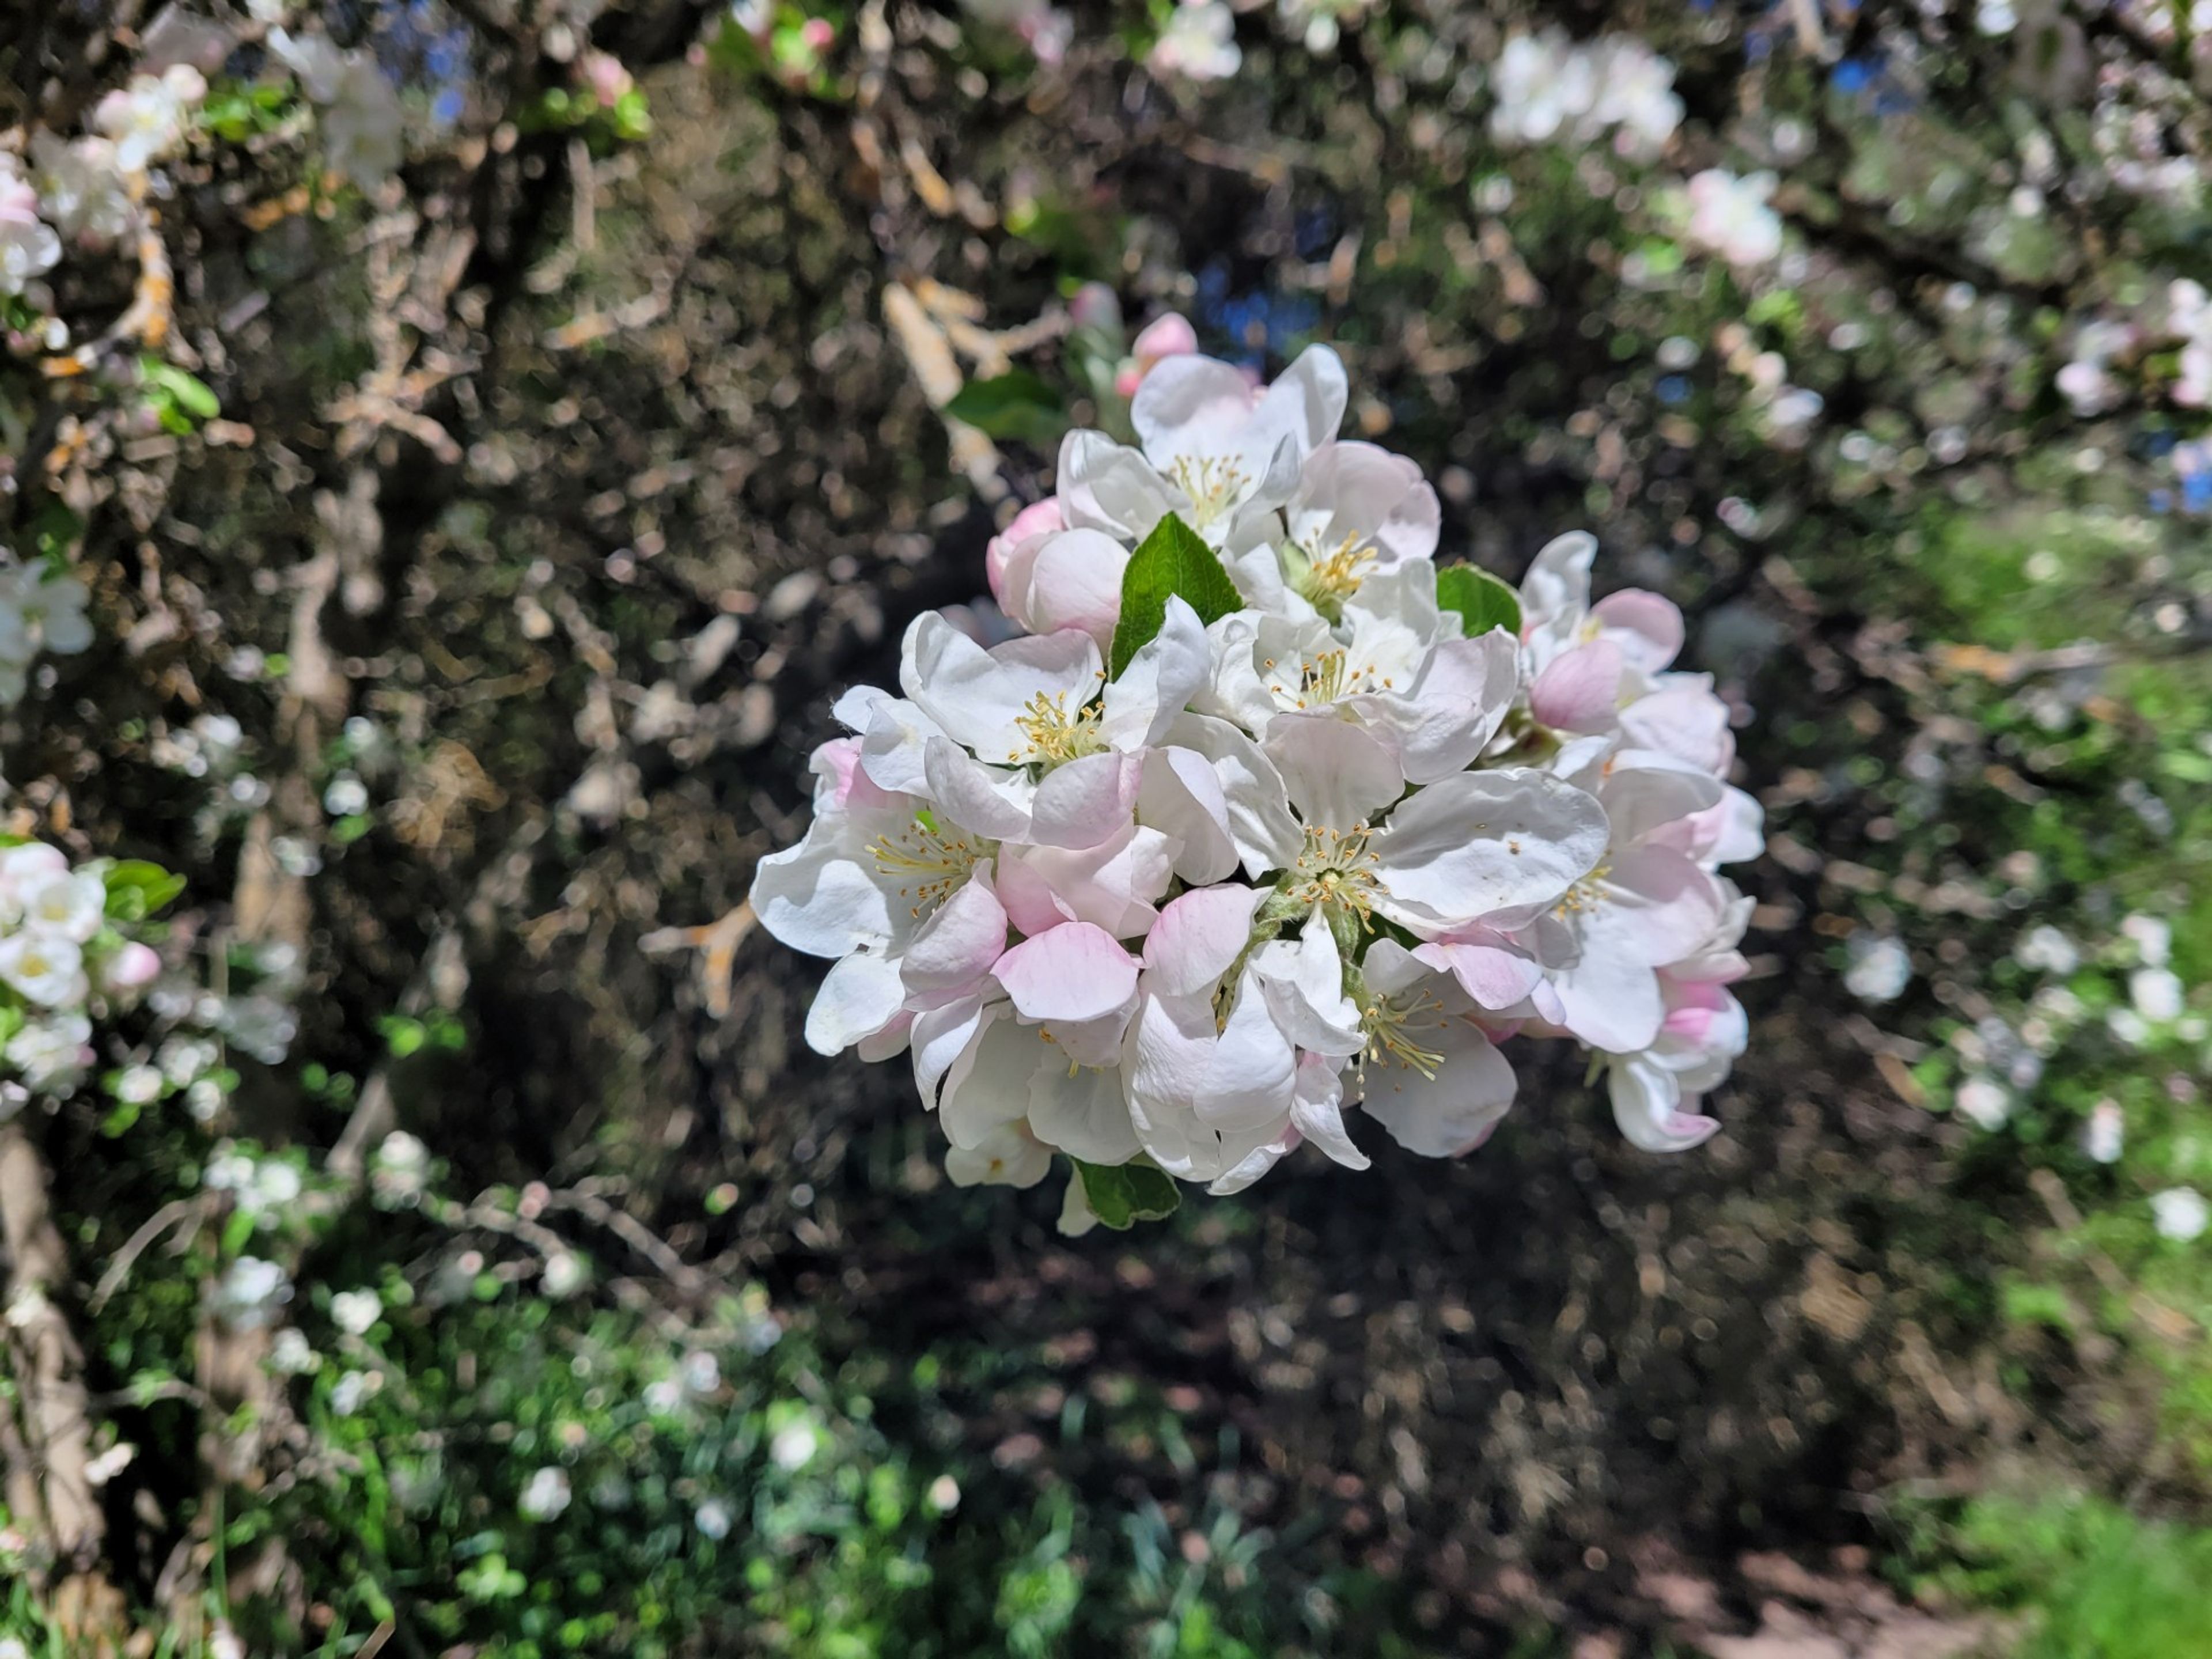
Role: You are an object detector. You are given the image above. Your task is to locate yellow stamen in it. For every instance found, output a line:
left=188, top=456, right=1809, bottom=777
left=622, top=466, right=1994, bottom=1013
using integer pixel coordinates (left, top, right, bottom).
left=868, top=817, right=990, bottom=919
left=1009, top=690, right=1106, bottom=767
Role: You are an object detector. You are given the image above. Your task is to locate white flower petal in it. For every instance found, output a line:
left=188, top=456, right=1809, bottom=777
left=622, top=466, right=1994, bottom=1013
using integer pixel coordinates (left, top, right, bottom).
left=1369, top=768, right=1609, bottom=930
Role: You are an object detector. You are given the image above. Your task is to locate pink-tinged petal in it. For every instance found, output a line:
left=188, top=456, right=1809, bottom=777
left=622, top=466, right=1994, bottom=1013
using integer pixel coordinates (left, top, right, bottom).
left=805, top=952, right=908, bottom=1055
left=1608, top=1054, right=1720, bottom=1153
left=1592, top=589, right=1685, bottom=673
left=993, top=851, right=1077, bottom=937
left=986, top=497, right=1066, bottom=608
left=900, top=878, right=1010, bottom=999
left=1619, top=684, right=1734, bottom=775
left=1529, top=639, right=1625, bottom=733
left=1016, top=528, right=1130, bottom=643
left=1263, top=713, right=1404, bottom=832
left=993, top=922, right=1139, bottom=1023
left=1012, top=824, right=1178, bottom=939
left=856, top=1011, right=914, bottom=1063
left=1029, top=751, right=1142, bottom=849
left=1662, top=1001, right=1718, bottom=1044
left=1287, top=441, right=1437, bottom=566
left=1143, top=884, right=1266, bottom=998
left=1599, top=752, right=1724, bottom=846
left=1132, top=311, right=1199, bottom=371
left=1413, top=936, right=1547, bottom=1010
left=101, top=941, right=163, bottom=992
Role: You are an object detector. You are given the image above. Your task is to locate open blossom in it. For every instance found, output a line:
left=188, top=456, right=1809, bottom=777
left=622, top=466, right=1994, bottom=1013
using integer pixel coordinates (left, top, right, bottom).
left=271, top=31, right=407, bottom=187
left=1, top=562, right=96, bottom=707
left=1490, top=31, right=1682, bottom=160
left=750, top=338, right=1760, bottom=1218
left=0, top=158, right=63, bottom=296
left=1149, top=0, right=1242, bottom=82
left=1685, top=170, right=1784, bottom=269
left=93, top=66, right=208, bottom=175
left=29, top=132, right=135, bottom=247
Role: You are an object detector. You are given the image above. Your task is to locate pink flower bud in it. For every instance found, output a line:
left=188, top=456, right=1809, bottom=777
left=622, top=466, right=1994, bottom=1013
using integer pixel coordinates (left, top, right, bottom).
left=800, top=17, right=835, bottom=50
left=1067, top=282, right=1122, bottom=334
left=102, top=941, right=162, bottom=992
left=1131, top=312, right=1199, bottom=375
left=984, top=497, right=1066, bottom=609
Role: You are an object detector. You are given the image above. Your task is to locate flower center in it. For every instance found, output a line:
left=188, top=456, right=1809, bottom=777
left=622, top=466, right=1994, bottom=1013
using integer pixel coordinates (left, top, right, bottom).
left=1289, top=532, right=1376, bottom=621
left=1168, top=454, right=1248, bottom=531
left=1262, top=648, right=1391, bottom=710
left=868, top=814, right=993, bottom=921
left=1009, top=690, right=1106, bottom=768
left=1361, top=992, right=1448, bottom=1080
left=1552, top=861, right=1614, bottom=919
left=1284, top=823, right=1381, bottom=930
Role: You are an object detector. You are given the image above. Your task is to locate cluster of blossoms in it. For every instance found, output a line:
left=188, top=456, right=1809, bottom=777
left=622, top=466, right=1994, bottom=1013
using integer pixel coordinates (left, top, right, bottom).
left=0, top=842, right=164, bottom=1115
left=0, top=560, right=94, bottom=706
left=265, top=26, right=407, bottom=188
left=753, top=334, right=1760, bottom=1221
left=1683, top=169, right=1785, bottom=270
left=1148, top=1, right=1243, bottom=84
left=1487, top=29, right=1683, bottom=161
left=1, top=65, right=206, bottom=309
left=1, top=16, right=403, bottom=321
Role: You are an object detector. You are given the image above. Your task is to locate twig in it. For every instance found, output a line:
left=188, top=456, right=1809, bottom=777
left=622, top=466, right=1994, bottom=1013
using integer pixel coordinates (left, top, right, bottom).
left=0, top=1123, right=105, bottom=1577
left=88, top=1200, right=199, bottom=1314
left=540, top=1187, right=704, bottom=1297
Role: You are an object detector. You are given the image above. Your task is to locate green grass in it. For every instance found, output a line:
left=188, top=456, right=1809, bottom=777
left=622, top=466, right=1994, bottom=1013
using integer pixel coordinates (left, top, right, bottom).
left=1907, top=1491, right=2212, bottom=1659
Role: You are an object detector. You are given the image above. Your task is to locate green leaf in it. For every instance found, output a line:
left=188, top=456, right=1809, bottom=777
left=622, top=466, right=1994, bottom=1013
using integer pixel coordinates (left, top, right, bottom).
left=104, top=860, right=186, bottom=921
left=1108, top=513, right=1245, bottom=679
left=1434, top=563, right=1522, bottom=639
left=1070, top=1158, right=1181, bottom=1230
left=141, top=359, right=221, bottom=421
left=941, top=370, right=1068, bottom=446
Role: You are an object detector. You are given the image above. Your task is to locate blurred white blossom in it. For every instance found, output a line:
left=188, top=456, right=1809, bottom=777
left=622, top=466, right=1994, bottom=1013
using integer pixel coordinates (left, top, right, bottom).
left=2152, top=1187, right=2208, bottom=1243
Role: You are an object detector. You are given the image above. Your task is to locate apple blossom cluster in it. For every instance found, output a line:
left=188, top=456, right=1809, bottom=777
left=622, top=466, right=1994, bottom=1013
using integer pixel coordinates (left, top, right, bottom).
left=0, top=559, right=95, bottom=707
left=752, top=334, right=1761, bottom=1224
left=1487, top=29, right=1683, bottom=161
left=1, top=65, right=206, bottom=310
left=0, top=842, right=166, bottom=1118
left=1147, top=1, right=1243, bottom=84
left=1683, top=170, right=1785, bottom=270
